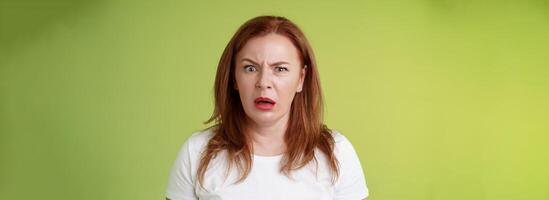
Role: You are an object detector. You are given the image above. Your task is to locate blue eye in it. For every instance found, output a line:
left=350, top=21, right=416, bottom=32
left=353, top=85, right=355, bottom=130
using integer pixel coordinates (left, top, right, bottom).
left=244, top=65, right=257, bottom=72
left=275, top=66, right=289, bottom=72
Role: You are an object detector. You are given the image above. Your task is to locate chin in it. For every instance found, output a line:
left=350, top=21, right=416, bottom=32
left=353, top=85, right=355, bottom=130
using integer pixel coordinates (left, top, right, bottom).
left=248, top=113, right=279, bottom=125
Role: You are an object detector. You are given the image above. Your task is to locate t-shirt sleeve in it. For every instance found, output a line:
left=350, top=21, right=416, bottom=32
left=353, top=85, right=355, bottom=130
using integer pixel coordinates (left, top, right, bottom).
left=333, top=132, right=369, bottom=200
left=165, top=138, right=198, bottom=200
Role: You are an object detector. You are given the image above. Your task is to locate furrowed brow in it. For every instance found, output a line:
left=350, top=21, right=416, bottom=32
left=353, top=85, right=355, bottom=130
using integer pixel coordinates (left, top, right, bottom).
left=241, top=58, right=290, bottom=66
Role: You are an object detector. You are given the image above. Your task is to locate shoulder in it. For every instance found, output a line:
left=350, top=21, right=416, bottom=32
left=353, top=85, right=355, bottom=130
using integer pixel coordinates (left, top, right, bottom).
left=183, top=126, right=217, bottom=154
left=330, top=129, right=353, bottom=147
left=329, top=129, right=360, bottom=159
left=187, top=126, right=216, bottom=145
left=169, top=127, right=217, bottom=176
left=165, top=127, right=217, bottom=199
left=170, top=126, right=217, bottom=165
left=330, top=129, right=346, bottom=143
left=329, top=129, right=369, bottom=199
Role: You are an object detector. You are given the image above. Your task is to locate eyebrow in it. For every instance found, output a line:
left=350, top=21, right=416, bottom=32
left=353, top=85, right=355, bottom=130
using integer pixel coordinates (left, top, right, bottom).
left=240, top=58, right=290, bottom=66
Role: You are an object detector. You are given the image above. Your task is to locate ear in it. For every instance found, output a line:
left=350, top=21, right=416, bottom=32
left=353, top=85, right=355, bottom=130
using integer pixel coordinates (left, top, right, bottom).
left=296, top=65, right=307, bottom=93
left=234, top=81, right=239, bottom=90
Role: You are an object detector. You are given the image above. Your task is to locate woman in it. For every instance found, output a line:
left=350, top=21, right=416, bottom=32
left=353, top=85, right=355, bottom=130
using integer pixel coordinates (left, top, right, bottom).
left=165, top=15, right=369, bottom=200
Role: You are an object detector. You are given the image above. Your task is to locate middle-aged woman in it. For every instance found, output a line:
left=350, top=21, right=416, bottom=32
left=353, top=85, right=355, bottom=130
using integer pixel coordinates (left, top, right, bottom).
left=166, top=15, right=369, bottom=200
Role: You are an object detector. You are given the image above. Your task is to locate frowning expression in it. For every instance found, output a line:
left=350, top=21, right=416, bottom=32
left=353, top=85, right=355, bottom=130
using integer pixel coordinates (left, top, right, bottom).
left=234, top=33, right=306, bottom=127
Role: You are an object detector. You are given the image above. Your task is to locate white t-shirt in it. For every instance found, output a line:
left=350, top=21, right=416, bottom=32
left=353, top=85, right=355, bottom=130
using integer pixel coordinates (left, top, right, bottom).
left=165, top=128, right=369, bottom=200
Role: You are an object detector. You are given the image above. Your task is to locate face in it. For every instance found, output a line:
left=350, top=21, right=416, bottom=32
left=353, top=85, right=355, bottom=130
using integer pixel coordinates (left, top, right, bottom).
left=234, top=33, right=306, bottom=127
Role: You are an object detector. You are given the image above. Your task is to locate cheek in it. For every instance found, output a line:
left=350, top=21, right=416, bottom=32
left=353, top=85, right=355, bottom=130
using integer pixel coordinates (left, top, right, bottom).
left=276, top=80, right=299, bottom=105
left=235, top=75, right=255, bottom=100
left=279, top=75, right=301, bottom=92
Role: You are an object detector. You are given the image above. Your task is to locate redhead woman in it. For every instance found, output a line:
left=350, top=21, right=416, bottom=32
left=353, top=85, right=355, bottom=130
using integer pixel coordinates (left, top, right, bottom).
left=165, top=15, right=369, bottom=200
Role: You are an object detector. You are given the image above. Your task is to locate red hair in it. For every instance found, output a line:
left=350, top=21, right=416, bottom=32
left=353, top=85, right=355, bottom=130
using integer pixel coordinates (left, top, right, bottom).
left=198, top=15, right=339, bottom=186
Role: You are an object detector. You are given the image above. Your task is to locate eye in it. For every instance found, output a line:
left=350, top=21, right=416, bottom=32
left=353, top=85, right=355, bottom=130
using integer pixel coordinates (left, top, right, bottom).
left=244, top=65, right=257, bottom=72
left=275, top=66, right=289, bottom=72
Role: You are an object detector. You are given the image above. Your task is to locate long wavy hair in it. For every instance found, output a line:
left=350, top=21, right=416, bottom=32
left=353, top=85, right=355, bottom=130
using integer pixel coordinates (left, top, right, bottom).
left=197, top=15, right=339, bottom=186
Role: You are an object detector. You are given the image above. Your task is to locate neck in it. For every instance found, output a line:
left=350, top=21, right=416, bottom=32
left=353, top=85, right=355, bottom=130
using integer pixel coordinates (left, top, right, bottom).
left=247, top=113, right=290, bottom=156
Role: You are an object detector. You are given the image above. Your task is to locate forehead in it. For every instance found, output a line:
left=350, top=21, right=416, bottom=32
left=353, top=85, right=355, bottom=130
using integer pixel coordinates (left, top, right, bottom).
left=236, top=33, right=301, bottom=63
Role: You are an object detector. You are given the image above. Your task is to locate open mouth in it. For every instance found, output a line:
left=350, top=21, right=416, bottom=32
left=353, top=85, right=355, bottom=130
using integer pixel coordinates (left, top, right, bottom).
left=254, top=97, right=276, bottom=110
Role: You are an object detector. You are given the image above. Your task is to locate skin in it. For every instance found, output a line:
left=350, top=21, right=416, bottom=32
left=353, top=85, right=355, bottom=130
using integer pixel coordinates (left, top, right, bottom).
left=234, top=33, right=306, bottom=156
left=167, top=33, right=368, bottom=200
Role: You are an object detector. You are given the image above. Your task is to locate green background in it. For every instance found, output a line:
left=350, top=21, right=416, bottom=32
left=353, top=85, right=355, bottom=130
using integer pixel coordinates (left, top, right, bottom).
left=1, top=0, right=548, bottom=199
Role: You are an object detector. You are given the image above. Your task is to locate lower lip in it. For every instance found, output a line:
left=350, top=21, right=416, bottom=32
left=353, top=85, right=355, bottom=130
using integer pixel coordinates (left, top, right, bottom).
left=255, top=103, right=275, bottom=110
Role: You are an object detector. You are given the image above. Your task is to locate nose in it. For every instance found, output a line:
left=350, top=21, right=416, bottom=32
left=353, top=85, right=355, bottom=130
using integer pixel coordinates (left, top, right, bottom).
left=255, top=69, right=272, bottom=89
